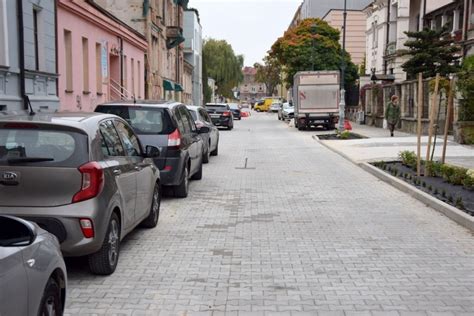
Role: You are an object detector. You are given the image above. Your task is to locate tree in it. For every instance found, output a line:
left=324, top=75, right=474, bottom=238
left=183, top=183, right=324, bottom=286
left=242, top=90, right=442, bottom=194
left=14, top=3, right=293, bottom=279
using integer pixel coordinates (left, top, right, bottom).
left=203, top=39, right=244, bottom=98
left=270, top=18, right=358, bottom=88
left=254, top=55, right=282, bottom=96
left=400, top=27, right=461, bottom=79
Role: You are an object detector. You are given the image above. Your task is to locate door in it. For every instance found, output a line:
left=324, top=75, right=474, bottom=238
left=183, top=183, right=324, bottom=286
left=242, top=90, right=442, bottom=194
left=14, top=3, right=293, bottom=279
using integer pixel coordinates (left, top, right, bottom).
left=200, top=109, right=218, bottom=151
left=114, top=120, right=154, bottom=222
left=99, top=120, right=137, bottom=231
left=179, top=106, right=201, bottom=174
left=0, top=247, right=28, bottom=316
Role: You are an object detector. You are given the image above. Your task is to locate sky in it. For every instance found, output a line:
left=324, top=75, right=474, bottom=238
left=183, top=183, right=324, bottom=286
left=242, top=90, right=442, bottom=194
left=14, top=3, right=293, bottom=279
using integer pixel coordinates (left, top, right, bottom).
left=188, top=0, right=302, bottom=67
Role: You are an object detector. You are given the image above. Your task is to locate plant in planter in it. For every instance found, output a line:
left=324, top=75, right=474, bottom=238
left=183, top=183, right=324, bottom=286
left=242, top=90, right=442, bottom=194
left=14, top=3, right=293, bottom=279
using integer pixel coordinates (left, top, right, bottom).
left=440, top=164, right=468, bottom=185
left=434, top=188, right=438, bottom=195
left=448, top=195, right=454, bottom=203
left=455, top=197, right=465, bottom=210
left=425, top=160, right=443, bottom=177
left=463, top=169, right=474, bottom=191
left=399, top=151, right=417, bottom=169
left=339, top=130, right=351, bottom=140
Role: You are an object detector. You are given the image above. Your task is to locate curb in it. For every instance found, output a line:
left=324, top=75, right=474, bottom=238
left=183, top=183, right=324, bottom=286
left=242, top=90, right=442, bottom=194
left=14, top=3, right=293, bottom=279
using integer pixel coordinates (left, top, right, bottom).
left=360, top=162, right=474, bottom=232
left=313, top=136, right=474, bottom=232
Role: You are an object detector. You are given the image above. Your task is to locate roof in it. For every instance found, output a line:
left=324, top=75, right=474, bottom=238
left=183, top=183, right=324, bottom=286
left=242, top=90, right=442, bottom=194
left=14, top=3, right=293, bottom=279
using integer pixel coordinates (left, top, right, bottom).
left=186, top=105, right=204, bottom=111
left=242, top=67, right=257, bottom=75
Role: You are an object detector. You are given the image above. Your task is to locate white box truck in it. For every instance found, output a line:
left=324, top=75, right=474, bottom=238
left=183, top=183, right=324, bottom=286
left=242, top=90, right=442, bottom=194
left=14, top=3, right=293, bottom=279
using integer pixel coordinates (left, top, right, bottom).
left=293, top=71, right=340, bottom=130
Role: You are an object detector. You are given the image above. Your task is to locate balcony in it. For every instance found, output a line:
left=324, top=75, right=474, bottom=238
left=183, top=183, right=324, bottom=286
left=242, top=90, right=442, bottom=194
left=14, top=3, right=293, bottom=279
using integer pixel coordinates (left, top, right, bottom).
left=166, top=26, right=185, bottom=49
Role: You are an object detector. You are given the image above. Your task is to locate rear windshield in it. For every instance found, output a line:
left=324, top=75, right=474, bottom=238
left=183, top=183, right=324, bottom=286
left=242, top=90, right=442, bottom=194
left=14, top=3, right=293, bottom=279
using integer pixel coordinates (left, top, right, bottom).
left=229, top=104, right=239, bottom=109
left=96, top=106, right=175, bottom=135
left=0, top=128, right=88, bottom=167
left=206, top=104, right=229, bottom=110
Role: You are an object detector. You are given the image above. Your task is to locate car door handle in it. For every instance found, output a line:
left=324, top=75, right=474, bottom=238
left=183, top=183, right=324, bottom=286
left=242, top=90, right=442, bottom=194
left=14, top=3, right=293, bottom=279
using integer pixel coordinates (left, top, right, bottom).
left=113, top=169, right=122, bottom=176
left=27, top=259, right=35, bottom=268
left=134, top=166, right=142, bottom=171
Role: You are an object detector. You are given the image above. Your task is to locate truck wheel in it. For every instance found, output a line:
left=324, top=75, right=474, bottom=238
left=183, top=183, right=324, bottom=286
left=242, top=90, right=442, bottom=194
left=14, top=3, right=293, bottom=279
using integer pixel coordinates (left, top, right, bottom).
left=294, top=119, right=298, bottom=128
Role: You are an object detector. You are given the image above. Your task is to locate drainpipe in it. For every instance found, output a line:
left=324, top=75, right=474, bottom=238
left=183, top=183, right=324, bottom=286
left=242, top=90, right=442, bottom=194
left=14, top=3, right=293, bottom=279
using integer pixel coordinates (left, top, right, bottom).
left=119, top=36, right=124, bottom=98
left=54, top=0, right=58, bottom=99
left=384, top=0, right=391, bottom=75
left=176, top=3, right=180, bottom=86
left=17, top=0, right=27, bottom=110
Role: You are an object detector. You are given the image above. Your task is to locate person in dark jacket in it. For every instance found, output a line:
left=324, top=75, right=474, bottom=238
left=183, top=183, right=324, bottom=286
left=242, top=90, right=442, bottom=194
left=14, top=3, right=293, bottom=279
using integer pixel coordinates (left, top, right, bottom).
left=385, top=95, right=401, bottom=137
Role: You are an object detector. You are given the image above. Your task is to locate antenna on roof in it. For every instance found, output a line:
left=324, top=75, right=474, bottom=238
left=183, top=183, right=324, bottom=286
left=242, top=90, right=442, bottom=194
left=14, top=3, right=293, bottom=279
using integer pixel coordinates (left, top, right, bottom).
left=24, top=95, right=35, bottom=116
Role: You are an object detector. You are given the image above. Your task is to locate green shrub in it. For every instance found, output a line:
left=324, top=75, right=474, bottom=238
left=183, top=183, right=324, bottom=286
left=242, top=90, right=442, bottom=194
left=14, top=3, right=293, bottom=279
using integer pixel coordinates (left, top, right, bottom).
left=455, top=197, right=465, bottom=210
left=399, top=151, right=417, bottom=168
left=463, top=169, right=474, bottom=190
left=425, top=160, right=443, bottom=177
left=440, top=164, right=468, bottom=185
left=339, top=130, right=351, bottom=139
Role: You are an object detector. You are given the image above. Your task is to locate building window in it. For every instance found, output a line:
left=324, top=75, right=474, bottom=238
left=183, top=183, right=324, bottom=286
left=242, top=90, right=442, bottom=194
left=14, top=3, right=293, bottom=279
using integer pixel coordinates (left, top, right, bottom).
left=0, top=0, right=8, bottom=67
left=372, top=22, right=378, bottom=48
left=64, top=30, right=73, bottom=92
left=33, top=9, right=39, bottom=70
left=131, top=58, right=135, bottom=97
left=82, top=37, right=89, bottom=93
left=445, top=10, right=454, bottom=32
left=95, top=43, right=102, bottom=94
left=137, top=60, right=141, bottom=98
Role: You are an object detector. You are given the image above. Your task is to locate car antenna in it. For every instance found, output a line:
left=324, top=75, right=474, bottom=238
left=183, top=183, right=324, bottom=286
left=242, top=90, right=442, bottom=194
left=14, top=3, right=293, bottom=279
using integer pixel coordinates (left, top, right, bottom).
left=24, top=95, right=35, bottom=116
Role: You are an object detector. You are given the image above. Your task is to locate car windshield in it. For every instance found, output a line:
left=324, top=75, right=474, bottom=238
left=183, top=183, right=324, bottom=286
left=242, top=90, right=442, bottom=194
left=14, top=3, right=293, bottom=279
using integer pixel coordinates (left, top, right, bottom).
left=206, top=104, right=229, bottom=110
left=96, top=106, right=175, bottom=135
left=189, top=110, right=198, bottom=120
left=0, top=128, right=88, bottom=167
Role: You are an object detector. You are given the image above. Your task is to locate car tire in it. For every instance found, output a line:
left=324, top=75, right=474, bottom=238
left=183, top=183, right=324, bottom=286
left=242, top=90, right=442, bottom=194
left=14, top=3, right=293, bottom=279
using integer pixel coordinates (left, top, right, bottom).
left=294, top=118, right=299, bottom=128
left=141, top=184, right=160, bottom=228
left=202, top=143, right=210, bottom=164
left=38, top=277, right=62, bottom=316
left=174, top=166, right=189, bottom=198
left=88, top=213, right=121, bottom=275
left=227, top=124, right=233, bottom=130
left=191, top=161, right=203, bottom=180
left=210, top=141, right=219, bottom=156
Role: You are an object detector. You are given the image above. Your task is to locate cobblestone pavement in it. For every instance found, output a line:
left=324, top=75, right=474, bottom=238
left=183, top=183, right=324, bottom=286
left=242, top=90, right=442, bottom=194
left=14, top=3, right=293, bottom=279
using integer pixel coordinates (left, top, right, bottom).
left=65, top=113, right=474, bottom=316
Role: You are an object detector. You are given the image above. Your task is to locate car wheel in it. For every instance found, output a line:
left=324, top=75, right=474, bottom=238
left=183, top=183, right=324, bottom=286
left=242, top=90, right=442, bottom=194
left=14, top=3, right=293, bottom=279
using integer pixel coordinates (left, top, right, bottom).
left=88, top=213, right=120, bottom=275
left=141, top=184, right=160, bottom=228
left=202, top=142, right=210, bottom=164
left=174, top=166, right=189, bottom=198
left=210, top=141, right=219, bottom=156
left=191, top=160, right=203, bottom=180
left=227, top=124, right=233, bottom=130
left=38, top=277, right=62, bottom=316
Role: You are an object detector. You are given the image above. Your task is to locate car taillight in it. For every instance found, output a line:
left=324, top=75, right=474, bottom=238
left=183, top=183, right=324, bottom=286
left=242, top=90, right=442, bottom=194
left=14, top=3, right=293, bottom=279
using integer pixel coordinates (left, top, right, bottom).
left=223, top=111, right=231, bottom=117
left=72, top=162, right=104, bottom=203
left=168, top=128, right=182, bottom=148
left=79, top=219, right=94, bottom=238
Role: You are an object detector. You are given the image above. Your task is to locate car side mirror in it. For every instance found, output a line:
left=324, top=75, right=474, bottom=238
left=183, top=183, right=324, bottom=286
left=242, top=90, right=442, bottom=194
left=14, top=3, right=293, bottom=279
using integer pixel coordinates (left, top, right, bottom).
left=198, top=126, right=210, bottom=134
left=0, top=216, right=37, bottom=247
left=145, top=145, right=160, bottom=158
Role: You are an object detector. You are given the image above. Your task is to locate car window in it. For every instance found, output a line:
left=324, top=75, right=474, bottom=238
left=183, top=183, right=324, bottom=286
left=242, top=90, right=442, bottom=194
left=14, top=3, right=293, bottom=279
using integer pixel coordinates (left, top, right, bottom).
left=99, top=120, right=125, bottom=157
left=178, top=107, right=193, bottom=134
left=95, top=106, right=174, bottom=135
left=199, top=109, right=211, bottom=123
left=189, top=109, right=198, bottom=121
left=114, top=121, right=142, bottom=157
left=0, top=127, right=88, bottom=167
left=173, top=107, right=186, bottom=134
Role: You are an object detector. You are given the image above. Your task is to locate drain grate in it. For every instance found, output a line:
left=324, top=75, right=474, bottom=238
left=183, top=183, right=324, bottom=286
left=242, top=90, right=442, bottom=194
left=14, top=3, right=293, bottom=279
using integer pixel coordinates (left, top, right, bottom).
left=235, top=157, right=256, bottom=170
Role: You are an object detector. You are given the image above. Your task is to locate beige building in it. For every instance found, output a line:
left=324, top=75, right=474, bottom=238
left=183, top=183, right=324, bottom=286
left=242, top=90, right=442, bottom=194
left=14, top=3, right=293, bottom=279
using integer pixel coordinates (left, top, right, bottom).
left=323, top=9, right=367, bottom=66
left=95, top=0, right=187, bottom=100
left=183, top=60, right=193, bottom=104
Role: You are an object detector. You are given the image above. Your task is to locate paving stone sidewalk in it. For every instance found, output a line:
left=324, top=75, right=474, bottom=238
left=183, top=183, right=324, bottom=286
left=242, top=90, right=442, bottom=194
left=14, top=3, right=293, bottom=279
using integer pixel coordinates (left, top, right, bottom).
left=65, top=113, right=474, bottom=315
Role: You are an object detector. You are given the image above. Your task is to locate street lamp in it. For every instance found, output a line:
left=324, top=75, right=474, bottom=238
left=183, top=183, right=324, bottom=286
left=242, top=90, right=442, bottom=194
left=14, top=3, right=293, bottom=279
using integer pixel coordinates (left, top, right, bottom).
left=338, top=0, right=348, bottom=131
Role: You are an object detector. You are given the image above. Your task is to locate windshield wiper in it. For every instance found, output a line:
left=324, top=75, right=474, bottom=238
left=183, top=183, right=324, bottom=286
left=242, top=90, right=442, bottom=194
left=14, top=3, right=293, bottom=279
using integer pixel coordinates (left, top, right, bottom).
left=7, top=157, right=54, bottom=164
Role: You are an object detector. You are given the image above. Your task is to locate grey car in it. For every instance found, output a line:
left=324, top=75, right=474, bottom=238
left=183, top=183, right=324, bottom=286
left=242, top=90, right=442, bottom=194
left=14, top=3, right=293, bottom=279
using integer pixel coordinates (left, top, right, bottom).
left=0, top=112, right=161, bottom=275
left=1, top=215, right=67, bottom=316
left=187, top=105, right=220, bottom=163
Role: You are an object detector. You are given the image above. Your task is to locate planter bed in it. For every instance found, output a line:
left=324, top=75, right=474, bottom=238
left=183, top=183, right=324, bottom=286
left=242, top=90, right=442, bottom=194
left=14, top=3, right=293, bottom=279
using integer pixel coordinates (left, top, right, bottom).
left=317, top=133, right=367, bottom=140
left=372, top=161, right=474, bottom=217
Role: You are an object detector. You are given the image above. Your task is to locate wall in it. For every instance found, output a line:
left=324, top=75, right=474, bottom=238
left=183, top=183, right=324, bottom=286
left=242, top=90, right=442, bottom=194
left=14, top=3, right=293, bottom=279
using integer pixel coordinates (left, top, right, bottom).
left=57, top=0, right=146, bottom=112
left=323, top=10, right=366, bottom=65
left=184, top=10, right=203, bottom=106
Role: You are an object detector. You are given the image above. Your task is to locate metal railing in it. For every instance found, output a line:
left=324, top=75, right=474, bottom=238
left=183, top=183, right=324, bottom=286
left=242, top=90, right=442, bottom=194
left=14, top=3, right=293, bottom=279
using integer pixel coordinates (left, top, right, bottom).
left=110, top=79, right=135, bottom=101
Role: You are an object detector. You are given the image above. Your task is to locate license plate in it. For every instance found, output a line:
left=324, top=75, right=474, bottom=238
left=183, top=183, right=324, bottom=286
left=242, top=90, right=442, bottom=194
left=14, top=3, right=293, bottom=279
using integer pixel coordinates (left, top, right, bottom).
left=210, top=114, right=220, bottom=118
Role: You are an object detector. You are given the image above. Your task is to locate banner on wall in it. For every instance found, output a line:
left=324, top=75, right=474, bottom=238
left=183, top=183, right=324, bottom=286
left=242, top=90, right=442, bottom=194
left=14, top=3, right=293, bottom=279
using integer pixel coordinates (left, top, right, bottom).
left=101, top=40, right=108, bottom=81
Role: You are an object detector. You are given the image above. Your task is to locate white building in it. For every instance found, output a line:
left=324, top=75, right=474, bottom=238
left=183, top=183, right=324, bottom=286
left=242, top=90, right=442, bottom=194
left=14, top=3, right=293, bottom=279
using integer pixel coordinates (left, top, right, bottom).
left=364, top=0, right=455, bottom=82
left=184, top=9, right=203, bottom=106
left=300, top=0, right=372, bottom=19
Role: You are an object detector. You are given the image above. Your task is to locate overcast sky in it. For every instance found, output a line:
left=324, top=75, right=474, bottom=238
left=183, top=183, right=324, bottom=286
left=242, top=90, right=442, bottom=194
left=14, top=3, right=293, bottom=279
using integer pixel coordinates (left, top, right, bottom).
left=188, top=0, right=302, bottom=67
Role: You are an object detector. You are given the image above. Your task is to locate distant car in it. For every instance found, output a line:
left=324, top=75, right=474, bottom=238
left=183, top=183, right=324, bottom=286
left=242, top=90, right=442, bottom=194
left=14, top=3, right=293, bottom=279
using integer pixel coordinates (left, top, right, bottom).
left=187, top=105, right=220, bottom=162
left=278, top=102, right=294, bottom=120
left=229, top=103, right=242, bottom=120
left=270, top=102, right=282, bottom=113
left=96, top=101, right=208, bottom=198
left=205, top=103, right=234, bottom=130
left=0, top=112, right=161, bottom=275
left=1, top=215, right=67, bottom=316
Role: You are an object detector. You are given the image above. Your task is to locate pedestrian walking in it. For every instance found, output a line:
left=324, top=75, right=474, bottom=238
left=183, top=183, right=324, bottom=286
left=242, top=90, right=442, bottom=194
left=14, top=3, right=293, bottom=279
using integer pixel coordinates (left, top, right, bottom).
left=385, top=95, right=401, bottom=137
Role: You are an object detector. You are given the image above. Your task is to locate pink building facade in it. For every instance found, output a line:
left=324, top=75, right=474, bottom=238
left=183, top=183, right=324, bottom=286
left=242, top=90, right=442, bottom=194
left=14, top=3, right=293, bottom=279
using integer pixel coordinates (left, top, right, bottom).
left=57, top=0, right=147, bottom=112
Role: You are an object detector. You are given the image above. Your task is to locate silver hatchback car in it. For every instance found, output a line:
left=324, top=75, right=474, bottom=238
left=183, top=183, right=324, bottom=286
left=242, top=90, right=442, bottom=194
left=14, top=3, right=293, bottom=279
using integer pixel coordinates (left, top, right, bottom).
left=0, top=112, right=161, bottom=275
left=0, top=215, right=67, bottom=316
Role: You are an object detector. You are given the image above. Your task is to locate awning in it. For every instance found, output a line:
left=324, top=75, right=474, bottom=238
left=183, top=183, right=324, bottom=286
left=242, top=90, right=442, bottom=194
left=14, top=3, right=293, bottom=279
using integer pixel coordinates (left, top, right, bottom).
left=174, top=84, right=183, bottom=92
left=163, top=80, right=175, bottom=91
left=166, top=35, right=185, bottom=49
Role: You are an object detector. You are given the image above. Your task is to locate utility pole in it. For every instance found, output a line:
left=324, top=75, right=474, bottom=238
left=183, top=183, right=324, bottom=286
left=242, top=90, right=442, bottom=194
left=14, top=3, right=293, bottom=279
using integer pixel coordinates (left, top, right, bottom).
left=338, top=0, right=347, bottom=130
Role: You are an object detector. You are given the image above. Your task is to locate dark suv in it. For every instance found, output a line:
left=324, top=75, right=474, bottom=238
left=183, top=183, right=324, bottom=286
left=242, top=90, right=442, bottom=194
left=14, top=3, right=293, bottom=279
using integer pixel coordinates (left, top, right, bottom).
left=205, top=103, right=234, bottom=130
left=96, top=101, right=208, bottom=198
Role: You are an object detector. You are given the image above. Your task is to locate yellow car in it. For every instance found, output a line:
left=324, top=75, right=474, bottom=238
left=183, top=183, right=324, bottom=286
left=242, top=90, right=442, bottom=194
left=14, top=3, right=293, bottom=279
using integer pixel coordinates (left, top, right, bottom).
left=254, top=97, right=282, bottom=112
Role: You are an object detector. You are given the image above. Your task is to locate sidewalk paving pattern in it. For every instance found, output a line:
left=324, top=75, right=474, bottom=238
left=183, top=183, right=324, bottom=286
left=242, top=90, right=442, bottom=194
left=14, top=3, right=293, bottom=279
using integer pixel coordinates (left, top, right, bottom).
left=65, top=114, right=474, bottom=315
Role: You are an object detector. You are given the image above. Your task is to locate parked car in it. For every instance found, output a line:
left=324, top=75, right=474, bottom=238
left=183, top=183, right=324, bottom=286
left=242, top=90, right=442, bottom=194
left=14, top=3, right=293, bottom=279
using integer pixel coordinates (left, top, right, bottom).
left=254, top=97, right=283, bottom=112
left=0, top=112, right=161, bottom=275
left=186, top=105, right=220, bottom=162
left=205, top=103, right=234, bottom=130
left=1, top=215, right=67, bottom=316
left=270, top=102, right=282, bottom=113
left=278, top=102, right=294, bottom=121
left=96, top=101, right=207, bottom=198
left=229, top=103, right=242, bottom=120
